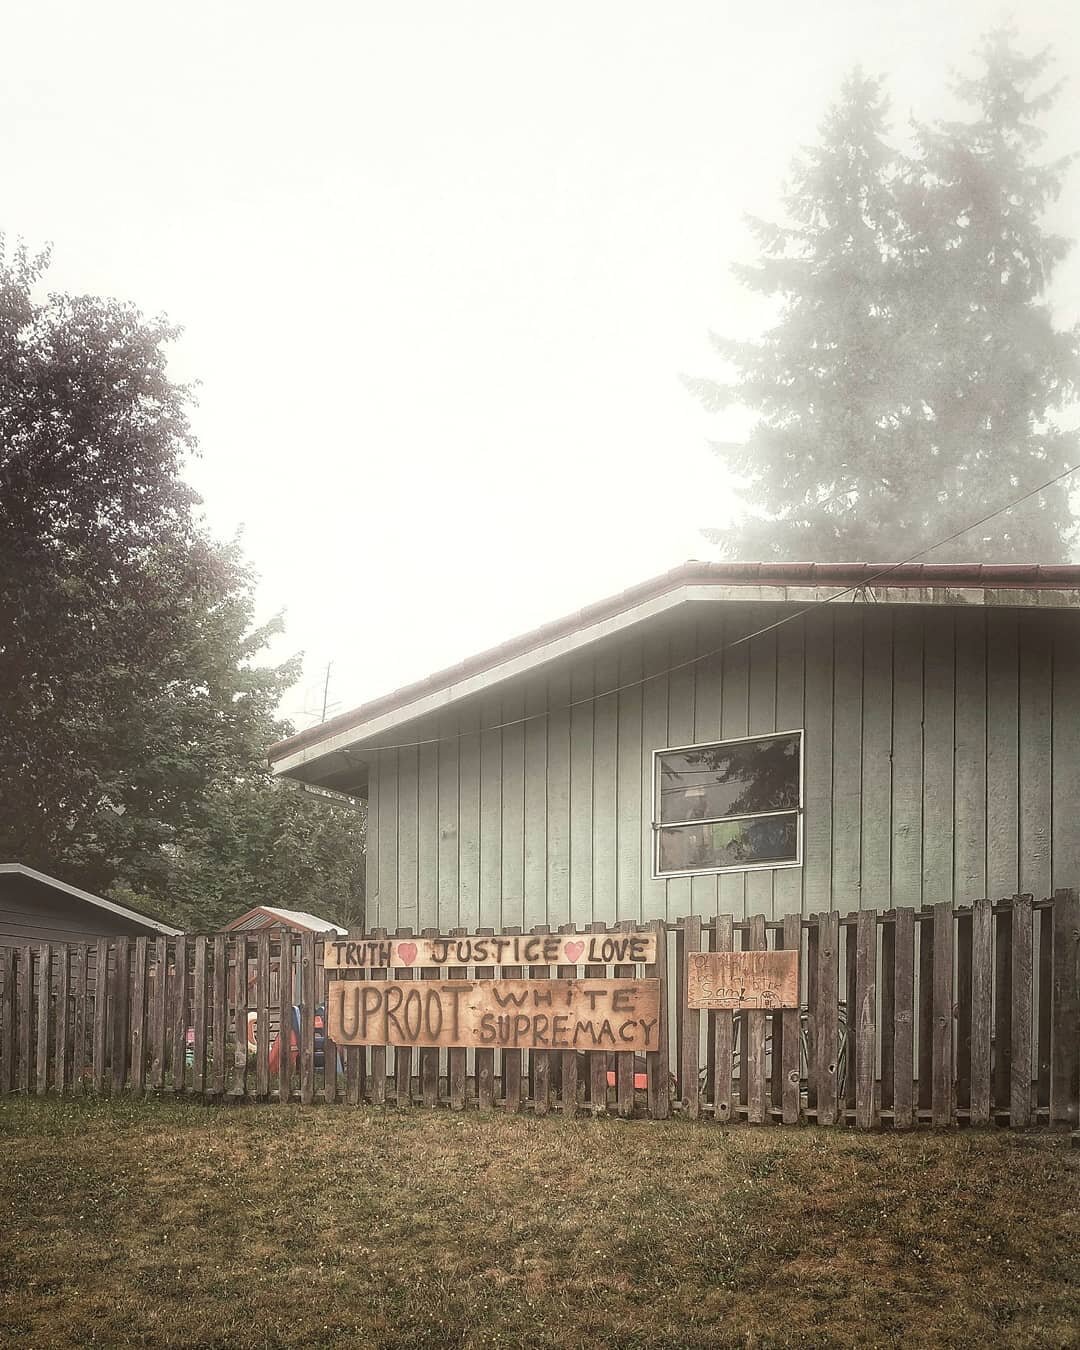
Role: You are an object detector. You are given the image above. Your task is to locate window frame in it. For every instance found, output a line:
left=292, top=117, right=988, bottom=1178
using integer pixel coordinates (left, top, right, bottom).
left=651, top=728, right=805, bottom=879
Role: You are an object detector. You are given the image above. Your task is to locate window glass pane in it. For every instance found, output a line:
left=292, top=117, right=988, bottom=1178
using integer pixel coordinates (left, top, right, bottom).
left=657, top=813, right=799, bottom=874
left=657, top=734, right=800, bottom=824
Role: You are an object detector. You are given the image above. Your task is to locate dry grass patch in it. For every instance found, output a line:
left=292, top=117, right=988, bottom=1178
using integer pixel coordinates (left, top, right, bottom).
left=0, top=1098, right=1076, bottom=1348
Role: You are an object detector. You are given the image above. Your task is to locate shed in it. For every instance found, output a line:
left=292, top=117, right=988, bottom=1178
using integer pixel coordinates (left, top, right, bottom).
left=223, top=905, right=347, bottom=937
left=0, top=863, right=181, bottom=946
left=268, top=561, right=1080, bottom=932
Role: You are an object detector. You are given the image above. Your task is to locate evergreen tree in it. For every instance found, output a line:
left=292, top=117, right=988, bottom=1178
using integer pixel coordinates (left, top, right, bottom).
left=687, top=73, right=910, bottom=559
left=898, top=30, right=1079, bottom=560
left=691, top=37, right=1079, bottom=561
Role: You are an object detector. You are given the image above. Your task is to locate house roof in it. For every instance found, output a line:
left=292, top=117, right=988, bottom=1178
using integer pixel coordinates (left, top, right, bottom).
left=0, top=863, right=182, bottom=936
left=224, top=905, right=348, bottom=936
left=269, top=559, right=1080, bottom=789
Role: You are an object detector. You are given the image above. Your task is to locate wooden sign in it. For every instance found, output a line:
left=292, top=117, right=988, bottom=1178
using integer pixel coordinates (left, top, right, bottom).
left=326, top=977, right=662, bottom=1052
left=324, top=931, right=657, bottom=970
left=686, top=950, right=798, bottom=1010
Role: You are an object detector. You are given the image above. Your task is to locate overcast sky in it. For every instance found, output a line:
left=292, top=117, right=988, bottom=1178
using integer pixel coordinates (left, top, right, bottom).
left=7, top=1, right=1080, bottom=729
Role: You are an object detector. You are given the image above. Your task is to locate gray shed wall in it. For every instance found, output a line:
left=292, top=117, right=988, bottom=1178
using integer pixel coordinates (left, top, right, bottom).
left=364, top=603, right=1080, bottom=929
left=0, top=874, right=163, bottom=946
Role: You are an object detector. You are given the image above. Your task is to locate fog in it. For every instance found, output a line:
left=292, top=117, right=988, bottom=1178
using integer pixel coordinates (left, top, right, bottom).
left=7, top=1, right=1078, bottom=727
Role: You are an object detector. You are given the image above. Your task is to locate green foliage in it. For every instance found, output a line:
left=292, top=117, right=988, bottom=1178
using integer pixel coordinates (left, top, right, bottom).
left=126, top=778, right=367, bottom=933
left=0, top=239, right=364, bottom=929
left=691, top=33, right=1079, bottom=561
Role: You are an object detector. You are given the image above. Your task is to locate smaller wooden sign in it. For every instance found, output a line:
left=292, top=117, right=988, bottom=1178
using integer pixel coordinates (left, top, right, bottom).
left=686, top=950, right=798, bottom=1010
left=324, top=930, right=657, bottom=971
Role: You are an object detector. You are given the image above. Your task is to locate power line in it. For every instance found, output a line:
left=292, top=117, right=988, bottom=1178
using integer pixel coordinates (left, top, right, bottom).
left=337, top=459, right=1080, bottom=759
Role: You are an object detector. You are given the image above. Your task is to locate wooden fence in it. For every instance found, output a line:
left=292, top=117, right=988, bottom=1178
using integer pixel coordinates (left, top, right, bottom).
left=1, top=892, right=1077, bottom=1127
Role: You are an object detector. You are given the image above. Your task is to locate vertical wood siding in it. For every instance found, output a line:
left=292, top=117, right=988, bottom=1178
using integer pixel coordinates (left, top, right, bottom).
left=365, top=605, right=1080, bottom=926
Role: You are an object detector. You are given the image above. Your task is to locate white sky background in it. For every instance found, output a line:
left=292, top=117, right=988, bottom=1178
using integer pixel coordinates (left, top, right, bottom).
left=6, top=1, right=1080, bottom=731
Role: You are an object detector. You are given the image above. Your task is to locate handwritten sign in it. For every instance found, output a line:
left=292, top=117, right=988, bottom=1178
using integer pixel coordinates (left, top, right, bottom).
left=686, top=951, right=798, bottom=1010
left=326, top=977, right=662, bottom=1052
left=324, top=931, right=657, bottom=970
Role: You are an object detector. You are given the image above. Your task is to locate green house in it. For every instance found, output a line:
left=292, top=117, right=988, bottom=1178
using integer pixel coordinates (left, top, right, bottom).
left=269, top=562, right=1080, bottom=931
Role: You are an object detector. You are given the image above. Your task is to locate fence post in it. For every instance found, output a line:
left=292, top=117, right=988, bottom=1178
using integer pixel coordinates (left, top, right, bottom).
left=0, top=946, right=15, bottom=1095
left=1010, top=896, right=1033, bottom=1127
left=530, top=925, right=552, bottom=1116
left=110, top=937, right=130, bottom=1093
left=72, top=945, right=89, bottom=1096
left=277, top=929, right=292, bottom=1103
left=1050, top=888, right=1080, bottom=1127
left=91, top=939, right=108, bottom=1095
left=680, top=915, right=701, bottom=1120
left=299, top=931, right=316, bottom=1105
left=994, top=902, right=1013, bottom=1118
left=212, top=934, right=227, bottom=1097
left=955, top=908, right=973, bottom=1114
left=343, top=927, right=365, bottom=1108
left=54, top=945, right=71, bottom=1095
left=130, top=938, right=148, bottom=1097
left=18, top=946, right=32, bottom=1095
left=615, top=921, right=637, bottom=1119
left=475, top=927, right=495, bottom=1112
left=711, top=913, right=734, bottom=1123
left=805, top=916, right=819, bottom=1114
left=586, top=921, right=610, bottom=1115
left=746, top=913, right=768, bottom=1124
left=149, top=936, right=167, bottom=1091
left=191, top=936, right=208, bottom=1098
left=556, top=923, right=579, bottom=1117
left=391, top=927, right=412, bottom=1109
left=816, top=912, right=839, bottom=1125
left=931, top=902, right=953, bottom=1126
left=781, top=912, right=801, bottom=1125
left=969, top=899, right=993, bottom=1125
left=855, top=909, right=878, bottom=1129
left=918, top=912, right=933, bottom=1117
left=892, top=907, right=915, bottom=1129
left=255, top=932, right=270, bottom=1100
left=502, top=926, right=523, bottom=1113
left=369, top=928, right=389, bottom=1107
left=171, top=935, right=187, bottom=1095
left=36, top=944, right=51, bottom=1096
left=418, top=928, right=441, bottom=1109
left=647, top=919, right=669, bottom=1120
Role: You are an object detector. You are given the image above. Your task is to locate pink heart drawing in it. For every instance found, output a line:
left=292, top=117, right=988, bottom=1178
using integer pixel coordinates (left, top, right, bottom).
left=564, top=940, right=585, bottom=963
left=398, top=941, right=418, bottom=966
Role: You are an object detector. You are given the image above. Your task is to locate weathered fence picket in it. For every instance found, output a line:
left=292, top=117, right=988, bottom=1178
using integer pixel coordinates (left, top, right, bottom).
left=1, top=895, right=1077, bottom=1129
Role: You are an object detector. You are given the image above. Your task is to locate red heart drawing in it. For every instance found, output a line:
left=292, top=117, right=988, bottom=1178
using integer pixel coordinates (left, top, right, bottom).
left=564, top=940, right=585, bottom=963
left=398, top=942, right=418, bottom=966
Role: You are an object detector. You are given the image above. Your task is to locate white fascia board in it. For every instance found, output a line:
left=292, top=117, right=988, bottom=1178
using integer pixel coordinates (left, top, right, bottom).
left=271, top=581, right=1079, bottom=777
left=272, top=584, right=698, bottom=775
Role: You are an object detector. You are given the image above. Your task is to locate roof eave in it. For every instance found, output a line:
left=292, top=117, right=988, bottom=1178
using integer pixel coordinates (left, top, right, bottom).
left=270, top=577, right=1080, bottom=785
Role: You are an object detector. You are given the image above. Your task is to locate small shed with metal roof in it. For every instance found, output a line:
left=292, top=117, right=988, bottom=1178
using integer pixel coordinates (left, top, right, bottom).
left=224, top=905, right=347, bottom=937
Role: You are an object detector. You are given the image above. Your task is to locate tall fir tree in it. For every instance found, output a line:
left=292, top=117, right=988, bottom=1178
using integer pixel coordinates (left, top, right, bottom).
left=898, top=29, right=1079, bottom=561
left=687, top=72, right=911, bottom=558
left=691, top=36, right=1079, bottom=561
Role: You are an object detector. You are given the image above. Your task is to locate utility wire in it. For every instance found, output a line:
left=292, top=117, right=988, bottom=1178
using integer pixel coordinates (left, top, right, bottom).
left=336, top=459, right=1080, bottom=759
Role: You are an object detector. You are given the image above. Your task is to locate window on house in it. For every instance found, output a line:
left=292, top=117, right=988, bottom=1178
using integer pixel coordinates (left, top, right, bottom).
left=653, top=731, right=803, bottom=876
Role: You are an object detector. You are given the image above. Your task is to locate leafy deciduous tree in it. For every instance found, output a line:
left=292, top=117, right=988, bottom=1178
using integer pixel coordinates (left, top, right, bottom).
left=0, top=240, right=364, bottom=928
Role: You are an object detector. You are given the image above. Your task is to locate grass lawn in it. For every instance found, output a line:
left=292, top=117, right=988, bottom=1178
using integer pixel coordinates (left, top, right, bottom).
left=0, top=1099, right=1077, bottom=1349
